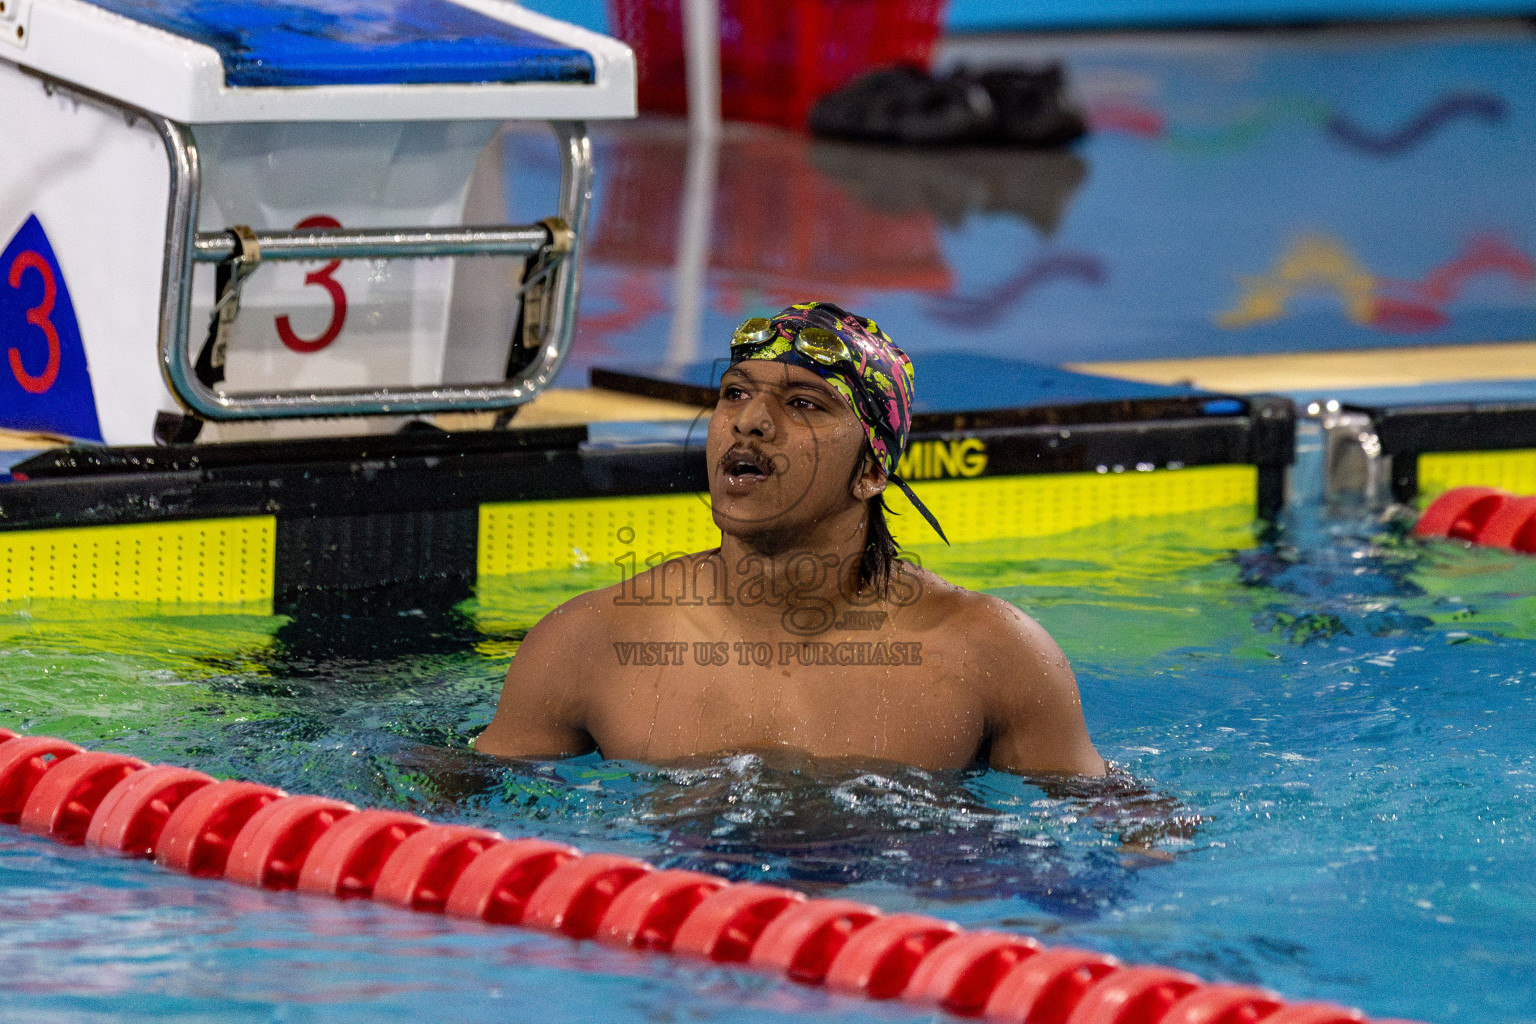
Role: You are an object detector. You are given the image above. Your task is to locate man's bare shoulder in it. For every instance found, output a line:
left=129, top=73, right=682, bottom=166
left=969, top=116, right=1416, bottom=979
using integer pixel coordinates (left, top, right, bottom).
left=899, top=565, right=1037, bottom=627
left=475, top=571, right=639, bottom=760
left=525, top=586, right=615, bottom=643
left=901, top=564, right=1101, bottom=775
left=569, top=548, right=725, bottom=621
left=899, top=564, right=1067, bottom=678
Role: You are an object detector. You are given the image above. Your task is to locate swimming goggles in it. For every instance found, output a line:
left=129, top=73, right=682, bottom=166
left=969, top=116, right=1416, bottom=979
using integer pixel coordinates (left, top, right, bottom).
left=732, top=317, right=853, bottom=368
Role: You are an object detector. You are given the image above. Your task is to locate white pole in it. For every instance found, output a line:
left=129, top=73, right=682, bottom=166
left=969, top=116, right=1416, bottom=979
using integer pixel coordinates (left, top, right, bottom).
left=665, top=133, right=719, bottom=367
left=681, top=0, right=722, bottom=139
left=666, top=0, right=721, bottom=366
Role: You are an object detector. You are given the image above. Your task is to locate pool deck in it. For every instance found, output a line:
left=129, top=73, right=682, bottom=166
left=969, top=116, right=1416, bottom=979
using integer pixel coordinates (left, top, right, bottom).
left=6, top=331, right=1527, bottom=454
left=1072, top=339, right=1536, bottom=399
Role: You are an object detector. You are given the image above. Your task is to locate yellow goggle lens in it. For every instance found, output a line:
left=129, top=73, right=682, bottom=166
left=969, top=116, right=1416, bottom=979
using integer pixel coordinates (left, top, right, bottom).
left=732, top=317, right=775, bottom=346
left=795, top=327, right=851, bottom=366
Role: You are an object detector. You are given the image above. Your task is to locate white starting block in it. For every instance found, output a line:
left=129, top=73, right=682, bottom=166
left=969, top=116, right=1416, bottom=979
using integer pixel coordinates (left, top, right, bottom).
left=0, top=0, right=634, bottom=445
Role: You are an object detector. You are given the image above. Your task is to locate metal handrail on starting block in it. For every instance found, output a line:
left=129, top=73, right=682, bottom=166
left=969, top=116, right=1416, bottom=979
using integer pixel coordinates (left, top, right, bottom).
left=153, top=114, right=594, bottom=422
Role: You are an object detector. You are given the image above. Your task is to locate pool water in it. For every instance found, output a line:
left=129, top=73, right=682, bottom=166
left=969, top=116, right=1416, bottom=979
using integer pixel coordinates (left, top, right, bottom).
left=3, top=470, right=1535, bottom=1023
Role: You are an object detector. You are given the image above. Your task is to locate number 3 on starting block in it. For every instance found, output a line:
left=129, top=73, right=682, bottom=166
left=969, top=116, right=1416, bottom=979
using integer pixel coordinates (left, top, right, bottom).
left=276, top=215, right=349, bottom=354
left=0, top=214, right=102, bottom=441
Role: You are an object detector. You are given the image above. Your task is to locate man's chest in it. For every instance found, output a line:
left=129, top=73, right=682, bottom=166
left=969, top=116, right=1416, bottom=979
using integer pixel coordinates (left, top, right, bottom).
left=604, top=636, right=928, bottom=671
left=583, top=626, right=985, bottom=768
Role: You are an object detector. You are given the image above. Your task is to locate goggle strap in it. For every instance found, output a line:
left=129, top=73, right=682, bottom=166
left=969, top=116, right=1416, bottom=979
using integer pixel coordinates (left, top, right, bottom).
left=891, top=475, right=949, bottom=545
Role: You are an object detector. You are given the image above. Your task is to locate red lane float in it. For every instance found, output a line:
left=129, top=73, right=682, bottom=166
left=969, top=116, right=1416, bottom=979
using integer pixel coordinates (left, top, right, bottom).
left=1262, top=1005, right=1364, bottom=1024
left=521, top=853, right=653, bottom=938
left=0, top=736, right=81, bottom=823
left=596, top=868, right=727, bottom=951
left=905, top=930, right=1044, bottom=1015
left=298, top=809, right=429, bottom=898
left=1161, top=985, right=1284, bottom=1024
left=225, top=795, right=356, bottom=890
left=1066, top=966, right=1202, bottom=1024
left=0, top=730, right=1425, bottom=1024
left=1414, top=486, right=1536, bottom=552
left=750, top=897, right=882, bottom=983
left=87, top=765, right=216, bottom=856
left=373, top=824, right=502, bottom=913
left=1474, top=495, right=1536, bottom=552
left=985, top=947, right=1124, bottom=1024
left=443, top=837, right=579, bottom=924
left=19, top=751, right=147, bottom=844
left=1413, top=486, right=1504, bottom=540
left=826, top=913, right=964, bottom=999
left=155, top=779, right=286, bottom=877
left=671, top=882, right=805, bottom=963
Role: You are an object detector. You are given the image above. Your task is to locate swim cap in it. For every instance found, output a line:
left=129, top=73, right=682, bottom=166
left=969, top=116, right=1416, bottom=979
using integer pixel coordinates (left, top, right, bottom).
left=729, top=302, right=947, bottom=543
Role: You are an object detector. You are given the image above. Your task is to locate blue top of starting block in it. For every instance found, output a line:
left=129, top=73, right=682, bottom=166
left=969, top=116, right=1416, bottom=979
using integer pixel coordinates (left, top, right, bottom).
left=87, top=0, right=596, bottom=87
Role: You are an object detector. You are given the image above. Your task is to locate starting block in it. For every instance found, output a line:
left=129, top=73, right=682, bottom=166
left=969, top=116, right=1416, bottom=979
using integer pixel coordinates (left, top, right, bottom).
left=0, top=0, right=634, bottom=445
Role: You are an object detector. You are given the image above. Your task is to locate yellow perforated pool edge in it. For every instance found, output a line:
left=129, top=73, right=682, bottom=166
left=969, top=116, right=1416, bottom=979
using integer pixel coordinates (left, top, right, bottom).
left=0, top=517, right=276, bottom=609
left=1417, top=449, right=1536, bottom=503
left=0, top=467, right=1260, bottom=605
left=479, top=465, right=1257, bottom=575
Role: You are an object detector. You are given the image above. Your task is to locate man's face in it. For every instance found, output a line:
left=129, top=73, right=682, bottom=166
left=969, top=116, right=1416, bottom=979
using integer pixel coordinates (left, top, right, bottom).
left=706, top=360, right=870, bottom=539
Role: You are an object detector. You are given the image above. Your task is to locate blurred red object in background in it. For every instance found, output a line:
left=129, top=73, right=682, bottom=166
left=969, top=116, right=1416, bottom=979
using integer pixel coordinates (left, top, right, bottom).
left=609, top=0, right=949, bottom=130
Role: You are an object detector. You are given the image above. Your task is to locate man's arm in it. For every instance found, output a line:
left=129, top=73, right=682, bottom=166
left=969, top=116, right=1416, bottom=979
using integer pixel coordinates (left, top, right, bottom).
left=474, top=599, right=599, bottom=759
left=972, top=596, right=1106, bottom=777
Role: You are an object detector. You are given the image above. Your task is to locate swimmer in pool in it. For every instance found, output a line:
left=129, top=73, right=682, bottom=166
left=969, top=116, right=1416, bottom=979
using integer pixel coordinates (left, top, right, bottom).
left=476, top=302, right=1105, bottom=776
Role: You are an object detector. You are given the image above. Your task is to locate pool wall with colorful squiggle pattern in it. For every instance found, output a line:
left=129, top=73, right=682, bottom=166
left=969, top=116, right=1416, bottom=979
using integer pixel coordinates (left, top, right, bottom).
left=534, top=28, right=1536, bottom=383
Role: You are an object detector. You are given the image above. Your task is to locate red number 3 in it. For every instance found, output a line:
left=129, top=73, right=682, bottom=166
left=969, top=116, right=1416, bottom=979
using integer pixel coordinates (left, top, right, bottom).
left=276, top=215, right=348, bottom=353
left=6, top=250, right=61, bottom=395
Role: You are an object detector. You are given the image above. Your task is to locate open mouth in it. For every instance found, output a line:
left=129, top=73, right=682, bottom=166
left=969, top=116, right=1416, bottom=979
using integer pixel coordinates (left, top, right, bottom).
left=721, top=445, right=773, bottom=483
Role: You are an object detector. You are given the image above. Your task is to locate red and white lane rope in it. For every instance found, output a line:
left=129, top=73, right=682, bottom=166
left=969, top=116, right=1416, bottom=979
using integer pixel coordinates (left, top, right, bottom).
left=0, top=728, right=1423, bottom=1024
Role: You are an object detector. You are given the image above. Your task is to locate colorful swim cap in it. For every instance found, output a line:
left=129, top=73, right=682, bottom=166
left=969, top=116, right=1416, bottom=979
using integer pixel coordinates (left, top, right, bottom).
left=728, top=302, right=947, bottom=543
